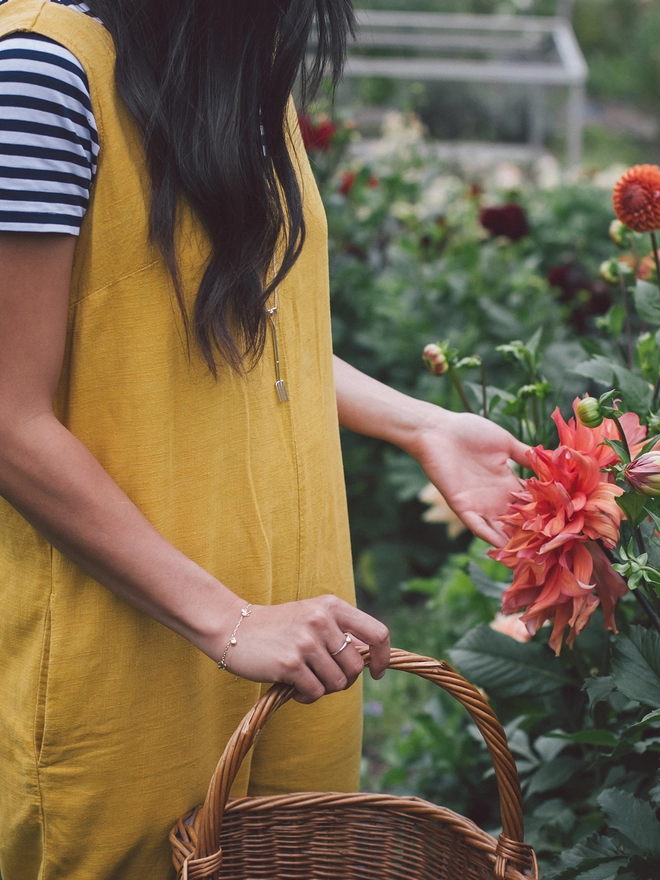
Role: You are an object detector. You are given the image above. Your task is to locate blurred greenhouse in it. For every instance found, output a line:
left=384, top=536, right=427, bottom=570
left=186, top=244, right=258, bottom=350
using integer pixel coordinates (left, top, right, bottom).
left=342, top=0, right=660, bottom=170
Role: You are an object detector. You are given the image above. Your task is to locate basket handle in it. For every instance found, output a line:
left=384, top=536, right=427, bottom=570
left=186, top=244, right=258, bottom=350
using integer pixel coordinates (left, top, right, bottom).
left=183, top=648, right=535, bottom=878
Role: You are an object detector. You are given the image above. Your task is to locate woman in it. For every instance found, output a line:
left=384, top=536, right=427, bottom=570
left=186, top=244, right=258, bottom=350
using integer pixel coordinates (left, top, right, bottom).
left=0, top=1, right=528, bottom=877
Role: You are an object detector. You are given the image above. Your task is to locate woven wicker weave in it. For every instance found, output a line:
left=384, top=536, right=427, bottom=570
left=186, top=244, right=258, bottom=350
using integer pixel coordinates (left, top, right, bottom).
left=170, top=648, right=539, bottom=880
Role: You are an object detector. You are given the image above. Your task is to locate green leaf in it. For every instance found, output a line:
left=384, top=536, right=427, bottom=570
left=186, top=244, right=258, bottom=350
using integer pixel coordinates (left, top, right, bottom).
left=632, top=735, right=660, bottom=753
left=635, top=279, right=660, bottom=327
left=557, top=833, right=624, bottom=871
left=611, top=626, right=660, bottom=709
left=448, top=624, right=570, bottom=698
left=637, top=435, right=660, bottom=457
left=645, top=507, right=660, bottom=534
left=596, top=304, right=626, bottom=339
left=548, top=729, right=618, bottom=747
left=533, top=734, right=569, bottom=762
left=401, top=577, right=440, bottom=597
left=649, top=778, right=660, bottom=809
left=641, top=708, right=660, bottom=725
left=526, top=326, right=543, bottom=358
left=571, top=356, right=616, bottom=386
left=572, top=863, right=630, bottom=880
left=583, top=675, right=617, bottom=708
left=526, top=755, right=582, bottom=795
left=616, top=491, right=648, bottom=527
left=603, top=437, right=630, bottom=465
left=467, top=561, right=509, bottom=599
left=612, top=365, right=653, bottom=415
left=598, top=788, right=660, bottom=855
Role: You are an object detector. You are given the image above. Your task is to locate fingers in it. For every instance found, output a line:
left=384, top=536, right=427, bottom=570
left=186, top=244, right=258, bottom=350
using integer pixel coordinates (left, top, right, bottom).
left=300, top=632, right=365, bottom=700
left=459, top=510, right=509, bottom=548
left=290, top=636, right=363, bottom=705
left=332, top=601, right=390, bottom=680
left=509, top=437, right=532, bottom=469
left=330, top=633, right=365, bottom=688
left=284, top=598, right=388, bottom=700
left=231, top=596, right=389, bottom=703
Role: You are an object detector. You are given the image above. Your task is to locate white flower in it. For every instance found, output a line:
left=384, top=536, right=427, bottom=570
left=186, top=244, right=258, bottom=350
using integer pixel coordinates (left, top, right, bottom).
left=418, top=483, right=467, bottom=539
left=535, top=154, right=561, bottom=189
left=492, top=161, right=524, bottom=190
left=490, top=612, right=532, bottom=643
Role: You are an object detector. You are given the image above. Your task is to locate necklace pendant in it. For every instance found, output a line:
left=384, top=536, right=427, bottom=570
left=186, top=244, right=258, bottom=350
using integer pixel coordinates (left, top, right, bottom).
left=276, top=379, right=289, bottom=403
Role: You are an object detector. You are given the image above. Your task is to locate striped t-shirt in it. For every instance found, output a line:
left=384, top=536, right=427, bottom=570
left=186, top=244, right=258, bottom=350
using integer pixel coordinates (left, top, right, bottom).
left=0, top=0, right=100, bottom=234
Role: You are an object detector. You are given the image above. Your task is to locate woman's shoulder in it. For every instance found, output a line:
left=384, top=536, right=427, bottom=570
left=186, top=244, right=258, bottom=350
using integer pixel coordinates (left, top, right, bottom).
left=0, top=0, right=103, bottom=24
left=0, top=21, right=99, bottom=235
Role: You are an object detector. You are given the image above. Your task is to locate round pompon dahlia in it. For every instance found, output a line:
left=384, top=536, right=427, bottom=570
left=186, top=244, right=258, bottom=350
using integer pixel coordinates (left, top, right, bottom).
left=612, top=164, right=660, bottom=233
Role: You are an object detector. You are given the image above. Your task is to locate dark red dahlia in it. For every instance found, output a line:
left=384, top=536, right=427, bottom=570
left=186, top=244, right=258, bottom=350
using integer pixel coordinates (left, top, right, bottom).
left=479, top=203, right=529, bottom=241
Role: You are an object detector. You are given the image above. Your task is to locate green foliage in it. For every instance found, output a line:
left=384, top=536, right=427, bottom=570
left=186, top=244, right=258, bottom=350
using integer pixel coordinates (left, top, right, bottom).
left=310, top=112, right=660, bottom=879
left=449, top=625, right=570, bottom=697
left=611, top=627, right=660, bottom=708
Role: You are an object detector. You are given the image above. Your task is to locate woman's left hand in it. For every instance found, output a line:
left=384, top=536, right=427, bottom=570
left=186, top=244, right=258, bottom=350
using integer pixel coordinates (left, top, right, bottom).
left=411, top=408, right=529, bottom=547
left=334, top=356, right=530, bottom=547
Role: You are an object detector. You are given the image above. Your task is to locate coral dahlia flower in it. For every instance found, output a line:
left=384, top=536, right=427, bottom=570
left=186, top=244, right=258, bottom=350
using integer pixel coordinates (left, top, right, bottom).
left=612, top=164, right=660, bottom=233
left=490, top=400, right=643, bottom=654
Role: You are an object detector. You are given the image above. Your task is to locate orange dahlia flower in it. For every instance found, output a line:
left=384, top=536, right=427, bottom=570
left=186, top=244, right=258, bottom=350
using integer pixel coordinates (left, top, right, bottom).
left=490, top=400, right=644, bottom=654
left=612, top=164, right=660, bottom=233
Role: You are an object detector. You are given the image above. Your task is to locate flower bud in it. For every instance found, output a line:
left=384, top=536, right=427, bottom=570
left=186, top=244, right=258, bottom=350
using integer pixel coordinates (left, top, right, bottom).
left=422, top=343, right=448, bottom=376
left=576, top=397, right=603, bottom=428
left=625, top=449, right=660, bottom=495
left=609, top=219, right=631, bottom=248
left=639, top=253, right=658, bottom=282
left=599, top=258, right=619, bottom=285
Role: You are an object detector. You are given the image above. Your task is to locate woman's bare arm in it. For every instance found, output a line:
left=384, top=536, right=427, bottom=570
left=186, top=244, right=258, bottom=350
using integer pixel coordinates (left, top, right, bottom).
left=0, top=233, right=389, bottom=700
left=333, top=355, right=529, bottom=547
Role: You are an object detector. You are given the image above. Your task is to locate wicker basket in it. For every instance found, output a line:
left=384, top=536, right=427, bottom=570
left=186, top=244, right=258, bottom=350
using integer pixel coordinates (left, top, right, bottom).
left=170, top=648, right=539, bottom=880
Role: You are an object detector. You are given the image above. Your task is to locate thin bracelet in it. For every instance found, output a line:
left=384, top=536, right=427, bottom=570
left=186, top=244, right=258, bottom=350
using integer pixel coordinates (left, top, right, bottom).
left=218, top=604, right=252, bottom=670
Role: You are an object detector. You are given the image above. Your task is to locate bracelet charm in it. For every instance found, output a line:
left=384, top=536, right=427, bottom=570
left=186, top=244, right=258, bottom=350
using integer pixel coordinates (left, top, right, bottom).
left=218, top=604, right=252, bottom=671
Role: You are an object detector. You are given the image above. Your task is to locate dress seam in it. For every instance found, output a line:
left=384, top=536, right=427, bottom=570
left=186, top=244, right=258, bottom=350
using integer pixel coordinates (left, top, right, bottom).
left=68, top=260, right=161, bottom=308
left=278, top=308, right=303, bottom=600
left=33, top=542, right=54, bottom=879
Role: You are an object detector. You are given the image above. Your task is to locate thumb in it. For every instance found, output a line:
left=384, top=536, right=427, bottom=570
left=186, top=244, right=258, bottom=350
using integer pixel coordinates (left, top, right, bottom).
left=509, top=437, right=531, bottom=470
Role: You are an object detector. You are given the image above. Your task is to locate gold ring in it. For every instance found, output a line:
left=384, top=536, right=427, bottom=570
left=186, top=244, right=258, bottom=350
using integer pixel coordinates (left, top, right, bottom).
left=330, top=632, right=352, bottom=657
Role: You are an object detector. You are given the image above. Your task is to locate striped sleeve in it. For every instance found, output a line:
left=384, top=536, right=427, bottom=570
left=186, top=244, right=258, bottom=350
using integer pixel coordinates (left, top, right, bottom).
left=0, top=32, right=99, bottom=235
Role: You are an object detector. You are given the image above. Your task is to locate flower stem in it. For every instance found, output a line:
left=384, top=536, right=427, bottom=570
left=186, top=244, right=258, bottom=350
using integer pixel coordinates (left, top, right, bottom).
left=631, top=235, right=640, bottom=271
left=633, top=586, right=660, bottom=634
left=631, top=528, right=660, bottom=626
left=653, top=374, right=660, bottom=411
left=614, top=412, right=632, bottom=461
left=448, top=365, right=474, bottom=413
left=616, top=266, right=634, bottom=370
left=651, top=231, right=660, bottom=292
left=531, top=396, right=540, bottom=445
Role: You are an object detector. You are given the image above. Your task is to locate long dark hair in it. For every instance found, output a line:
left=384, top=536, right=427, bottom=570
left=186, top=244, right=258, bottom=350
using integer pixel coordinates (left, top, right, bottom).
left=87, top=0, right=355, bottom=374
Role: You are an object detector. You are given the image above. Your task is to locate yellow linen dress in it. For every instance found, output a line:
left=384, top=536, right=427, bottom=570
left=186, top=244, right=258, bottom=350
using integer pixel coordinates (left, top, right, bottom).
left=0, top=2, right=362, bottom=878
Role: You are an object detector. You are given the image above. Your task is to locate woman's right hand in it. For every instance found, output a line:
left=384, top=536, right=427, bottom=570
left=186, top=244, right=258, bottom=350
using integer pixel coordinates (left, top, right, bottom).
left=218, top=595, right=390, bottom=703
